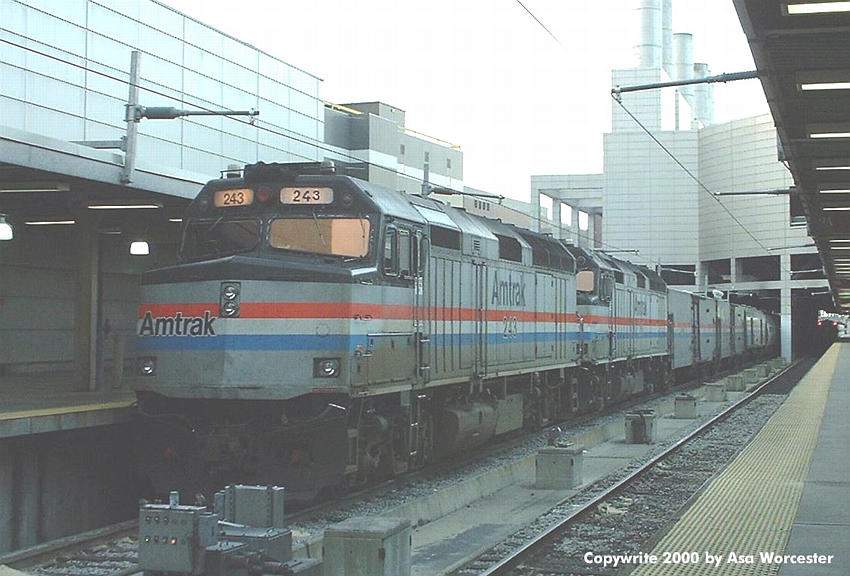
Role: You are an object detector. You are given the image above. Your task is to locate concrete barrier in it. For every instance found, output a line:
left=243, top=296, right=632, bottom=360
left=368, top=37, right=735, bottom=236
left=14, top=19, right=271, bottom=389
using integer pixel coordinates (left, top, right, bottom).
left=726, top=374, right=745, bottom=392
left=674, top=394, right=697, bottom=419
left=535, top=446, right=584, bottom=489
left=323, top=517, right=411, bottom=576
left=743, top=367, right=760, bottom=385
left=625, top=410, right=656, bottom=444
left=705, top=382, right=727, bottom=402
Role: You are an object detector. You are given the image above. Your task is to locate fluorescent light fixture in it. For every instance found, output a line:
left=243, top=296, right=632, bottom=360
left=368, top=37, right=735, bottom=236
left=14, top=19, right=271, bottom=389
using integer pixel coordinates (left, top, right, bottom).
left=0, top=214, right=12, bottom=240
left=130, top=241, right=150, bottom=255
left=820, top=189, right=850, bottom=194
left=25, top=220, right=76, bottom=225
left=88, top=203, right=161, bottom=210
left=168, top=218, right=183, bottom=223
left=830, top=239, right=850, bottom=243
left=816, top=166, right=850, bottom=171
left=0, top=181, right=70, bottom=193
left=787, top=2, right=850, bottom=14
left=810, top=132, right=850, bottom=139
left=801, top=82, right=850, bottom=91
left=823, top=207, right=850, bottom=211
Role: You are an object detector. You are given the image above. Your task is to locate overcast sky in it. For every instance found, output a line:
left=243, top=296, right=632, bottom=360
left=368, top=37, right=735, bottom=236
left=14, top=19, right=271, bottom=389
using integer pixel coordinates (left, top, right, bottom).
left=168, top=0, right=768, bottom=201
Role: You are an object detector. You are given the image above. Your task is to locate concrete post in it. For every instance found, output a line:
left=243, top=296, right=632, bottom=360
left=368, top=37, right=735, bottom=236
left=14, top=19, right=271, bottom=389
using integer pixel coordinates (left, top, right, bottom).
left=0, top=442, right=13, bottom=553
left=75, top=213, right=100, bottom=391
left=781, top=287, right=792, bottom=362
left=552, top=200, right=562, bottom=240
left=780, top=252, right=792, bottom=362
left=14, top=444, right=41, bottom=549
left=530, top=189, right=541, bottom=233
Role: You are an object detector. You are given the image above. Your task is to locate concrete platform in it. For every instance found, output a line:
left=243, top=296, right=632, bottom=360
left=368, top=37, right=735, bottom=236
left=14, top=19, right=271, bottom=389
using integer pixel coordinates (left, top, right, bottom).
left=780, top=344, right=850, bottom=576
left=0, top=374, right=134, bottom=438
left=404, top=385, right=750, bottom=576
left=632, top=344, right=848, bottom=576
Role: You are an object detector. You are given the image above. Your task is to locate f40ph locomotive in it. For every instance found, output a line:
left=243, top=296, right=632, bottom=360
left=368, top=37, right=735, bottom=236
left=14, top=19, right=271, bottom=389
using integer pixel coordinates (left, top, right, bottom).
left=132, top=162, right=777, bottom=501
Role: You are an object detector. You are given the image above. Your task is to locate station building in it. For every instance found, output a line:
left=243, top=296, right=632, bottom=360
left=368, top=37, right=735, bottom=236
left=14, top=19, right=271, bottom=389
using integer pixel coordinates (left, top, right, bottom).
left=0, top=0, right=462, bottom=392
left=0, top=0, right=462, bottom=552
left=530, top=0, right=828, bottom=360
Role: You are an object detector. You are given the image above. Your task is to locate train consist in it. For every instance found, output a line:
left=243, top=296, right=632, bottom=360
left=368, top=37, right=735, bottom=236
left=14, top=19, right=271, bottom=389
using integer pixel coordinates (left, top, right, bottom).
left=132, top=161, right=777, bottom=501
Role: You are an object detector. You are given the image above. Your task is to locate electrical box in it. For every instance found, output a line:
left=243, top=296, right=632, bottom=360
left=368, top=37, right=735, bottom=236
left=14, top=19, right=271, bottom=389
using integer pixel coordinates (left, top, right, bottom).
left=322, top=517, right=411, bottom=576
left=215, top=485, right=285, bottom=528
left=138, top=504, right=218, bottom=574
left=220, top=525, right=292, bottom=562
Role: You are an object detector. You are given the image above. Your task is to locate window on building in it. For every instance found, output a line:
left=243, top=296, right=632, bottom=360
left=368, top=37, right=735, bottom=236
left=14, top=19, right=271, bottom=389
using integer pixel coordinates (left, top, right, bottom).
left=446, top=158, right=451, bottom=170
left=400, top=144, right=405, bottom=156
left=578, top=211, right=589, bottom=231
left=561, top=204, right=572, bottom=226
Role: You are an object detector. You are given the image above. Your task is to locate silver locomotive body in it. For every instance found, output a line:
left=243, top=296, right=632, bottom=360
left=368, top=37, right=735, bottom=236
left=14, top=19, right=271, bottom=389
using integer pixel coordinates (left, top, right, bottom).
left=131, top=161, right=778, bottom=501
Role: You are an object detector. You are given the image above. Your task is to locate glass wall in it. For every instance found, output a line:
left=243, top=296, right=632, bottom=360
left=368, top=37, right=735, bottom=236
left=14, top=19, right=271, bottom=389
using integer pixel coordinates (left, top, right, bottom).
left=0, top=0, right=324, bottom=178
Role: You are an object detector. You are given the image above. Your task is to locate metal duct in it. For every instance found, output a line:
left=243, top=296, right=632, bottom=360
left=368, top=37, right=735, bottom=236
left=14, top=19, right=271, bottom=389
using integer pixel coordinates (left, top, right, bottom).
left=662, top=0, right=673, bottom=76
left=693, top=62, right=714, bottom=127
left=636, top=0, right=663, bottom=68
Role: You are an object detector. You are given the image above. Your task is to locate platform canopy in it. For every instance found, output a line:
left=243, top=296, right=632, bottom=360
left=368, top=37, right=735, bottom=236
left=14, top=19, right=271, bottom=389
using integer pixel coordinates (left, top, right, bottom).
left=735, top=0, right=850, bottom=312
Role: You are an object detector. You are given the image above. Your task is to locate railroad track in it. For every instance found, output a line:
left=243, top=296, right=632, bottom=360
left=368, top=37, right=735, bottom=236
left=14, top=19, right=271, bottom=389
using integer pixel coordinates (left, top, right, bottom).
left=471, top=358, right=809, bottom=576
left=2, top=359, right=767, bottom=576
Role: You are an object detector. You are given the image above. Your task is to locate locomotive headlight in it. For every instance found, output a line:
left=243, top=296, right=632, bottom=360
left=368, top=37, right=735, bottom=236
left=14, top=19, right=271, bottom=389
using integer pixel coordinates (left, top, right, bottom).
left=221, top=301, right=239, bottom=317
left=222, top=284, right=239, bottom=300
left=314, top=358, right=341, bottom=378
left=140, top=357, right=157, bottom=376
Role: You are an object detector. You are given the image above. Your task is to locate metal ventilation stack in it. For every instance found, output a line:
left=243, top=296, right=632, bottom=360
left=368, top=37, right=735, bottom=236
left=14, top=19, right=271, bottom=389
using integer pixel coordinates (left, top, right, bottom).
left=693, top=62, right=715, bottom=127
left=636, top=0, right=663, bottom=69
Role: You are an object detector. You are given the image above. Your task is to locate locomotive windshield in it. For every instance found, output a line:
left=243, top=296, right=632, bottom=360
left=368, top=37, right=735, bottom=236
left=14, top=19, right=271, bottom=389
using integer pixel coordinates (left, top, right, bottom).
left=181, top=218, right=261, bottom=261
left=269, top=216, right=371, bottom=258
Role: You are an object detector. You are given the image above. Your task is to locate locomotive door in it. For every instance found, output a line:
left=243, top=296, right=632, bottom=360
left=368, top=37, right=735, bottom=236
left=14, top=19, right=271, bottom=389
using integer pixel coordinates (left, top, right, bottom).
left=535, top=273, right=554, bottom=358
left=473, top=261, right=488, bottom=378
left=414, top=232, right=431, bottom=384
left=691, top=295, right=701, bottom=367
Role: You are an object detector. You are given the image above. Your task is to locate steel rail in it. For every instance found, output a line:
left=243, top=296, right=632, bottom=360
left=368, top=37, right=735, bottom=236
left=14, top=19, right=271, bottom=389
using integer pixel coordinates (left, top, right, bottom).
left=0, top=519, right=138, bottom=570
left=479, top=359, right=798, bottom=576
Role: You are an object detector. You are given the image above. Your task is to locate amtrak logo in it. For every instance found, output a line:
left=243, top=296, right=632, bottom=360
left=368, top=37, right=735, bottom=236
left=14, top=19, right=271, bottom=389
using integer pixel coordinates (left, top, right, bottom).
left=491, top=271, right=526, bottom=307
left=139, top=311, right=217, bottom=337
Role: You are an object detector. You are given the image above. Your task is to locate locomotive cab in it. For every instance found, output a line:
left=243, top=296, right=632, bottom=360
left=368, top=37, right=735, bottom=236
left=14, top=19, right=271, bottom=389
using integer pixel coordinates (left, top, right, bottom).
left=132, top=161, right=424, bottom=500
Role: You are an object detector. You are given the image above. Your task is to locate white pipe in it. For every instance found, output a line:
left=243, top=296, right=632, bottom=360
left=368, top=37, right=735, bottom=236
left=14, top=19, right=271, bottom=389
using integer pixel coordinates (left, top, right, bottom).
left=693, top=62, right=713, bottom=127
left=673, top=33, right=694, bottom=100
left=636, top=0, right=663, bottom=68
left=662, top=0, right=673, bottom=75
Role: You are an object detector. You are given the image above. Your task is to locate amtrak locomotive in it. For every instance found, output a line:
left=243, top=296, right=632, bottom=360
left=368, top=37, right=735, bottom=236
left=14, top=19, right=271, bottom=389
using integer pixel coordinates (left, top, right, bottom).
left=132, top=161, right=777, bottom=501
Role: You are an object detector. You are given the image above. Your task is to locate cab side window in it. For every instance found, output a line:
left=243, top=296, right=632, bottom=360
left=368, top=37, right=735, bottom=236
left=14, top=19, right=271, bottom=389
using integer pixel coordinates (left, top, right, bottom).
left=399, top=230, right=411, bottom=278
left=384, top=227, right=398, bottom=276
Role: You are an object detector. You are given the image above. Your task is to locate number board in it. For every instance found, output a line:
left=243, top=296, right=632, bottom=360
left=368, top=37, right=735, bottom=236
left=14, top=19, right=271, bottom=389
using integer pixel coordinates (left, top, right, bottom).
left=280, top=187, right=334, bottom=205
left=214, top=188, right=254, bottom=207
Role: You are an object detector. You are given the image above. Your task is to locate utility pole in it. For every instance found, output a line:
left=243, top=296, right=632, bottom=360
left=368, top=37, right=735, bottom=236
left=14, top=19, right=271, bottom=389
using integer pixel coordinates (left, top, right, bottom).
left=116, top=50, right=259, bottom=184
left=121, top=50, right=141, bottom=184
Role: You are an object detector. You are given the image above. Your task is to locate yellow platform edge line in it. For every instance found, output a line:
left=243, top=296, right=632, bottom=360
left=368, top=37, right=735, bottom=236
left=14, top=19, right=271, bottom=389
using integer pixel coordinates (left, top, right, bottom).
left=0, top=398, right=136, bottom=422
left=632, top=346, right=839, bottom=576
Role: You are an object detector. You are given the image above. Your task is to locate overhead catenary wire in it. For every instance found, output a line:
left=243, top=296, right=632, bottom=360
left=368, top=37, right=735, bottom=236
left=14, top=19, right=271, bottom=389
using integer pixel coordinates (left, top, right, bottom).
left=513, top=0, right=562, bottom=45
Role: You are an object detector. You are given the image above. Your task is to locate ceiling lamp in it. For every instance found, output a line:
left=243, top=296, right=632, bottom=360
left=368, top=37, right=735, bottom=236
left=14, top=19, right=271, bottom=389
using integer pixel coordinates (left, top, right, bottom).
left=0, top=214, right=12, bottom=240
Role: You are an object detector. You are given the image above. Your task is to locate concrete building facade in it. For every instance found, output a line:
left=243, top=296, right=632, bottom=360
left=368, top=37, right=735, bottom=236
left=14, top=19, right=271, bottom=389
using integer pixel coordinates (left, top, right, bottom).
left=324, top=101, right=463, bottom=195
left=530, top=0, right=826, bottom=360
